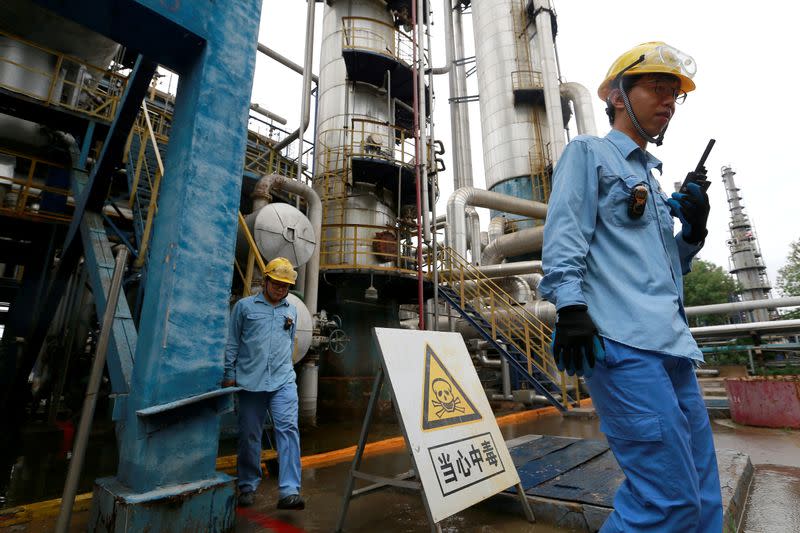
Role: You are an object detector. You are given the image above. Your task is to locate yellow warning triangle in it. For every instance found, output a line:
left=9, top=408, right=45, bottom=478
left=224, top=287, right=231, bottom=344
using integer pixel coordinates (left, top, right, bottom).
left=421, top=345, right=482, bottom=431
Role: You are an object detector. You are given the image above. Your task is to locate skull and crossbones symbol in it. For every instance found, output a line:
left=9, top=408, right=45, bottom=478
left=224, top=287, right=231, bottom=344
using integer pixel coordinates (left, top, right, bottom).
left=431, top=378, right=465, bottom=418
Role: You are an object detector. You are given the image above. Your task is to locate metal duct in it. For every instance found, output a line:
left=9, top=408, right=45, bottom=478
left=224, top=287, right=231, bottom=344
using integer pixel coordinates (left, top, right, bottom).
left=498, top=276, right=531, bottom=303
left=560, top=82, right=596, bottom=136
left=488, top=216, right=505, bottom=244
left=531, top=0, right=565, bottom=161
left=446, top=187, right=547, bottom=257
left=481, top=226, right=544, bottom=265
left=471, top=0, right=540, bottom=189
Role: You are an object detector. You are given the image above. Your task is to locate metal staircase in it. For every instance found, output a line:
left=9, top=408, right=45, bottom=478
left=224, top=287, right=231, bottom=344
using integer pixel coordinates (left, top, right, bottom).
left=434, top=246, right=580, bottom=412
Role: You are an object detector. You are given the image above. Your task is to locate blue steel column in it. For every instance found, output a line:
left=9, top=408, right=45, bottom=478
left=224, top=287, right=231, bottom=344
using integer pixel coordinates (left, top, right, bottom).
left=116, top=0, right=262, bottom=488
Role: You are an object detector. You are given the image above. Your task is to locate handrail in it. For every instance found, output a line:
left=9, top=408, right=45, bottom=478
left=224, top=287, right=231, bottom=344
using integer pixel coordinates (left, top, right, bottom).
left=0, top=146, right=72, bottom=223
left=235, top=211, right=267, bottom=297
left=434, top=245, right=579, bottom=404
left=132, top=102, right=165, bottom=268
left=340, top=16, right=421, bottom=68
left=0, top=29, right=127, bottom=122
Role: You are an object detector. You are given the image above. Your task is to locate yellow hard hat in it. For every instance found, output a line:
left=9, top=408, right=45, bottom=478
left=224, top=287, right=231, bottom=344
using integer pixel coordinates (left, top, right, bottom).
left=597, top=42, right=697, bottom=101
left=263, top=257, right=297, bottom=285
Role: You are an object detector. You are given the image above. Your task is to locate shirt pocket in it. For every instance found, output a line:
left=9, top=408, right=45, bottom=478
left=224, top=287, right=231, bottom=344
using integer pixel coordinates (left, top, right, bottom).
left=243, top=312, right=269, bottom=337
left=654, top=191, right=676, bottom=232
left=607, top=174, right=652, bottom=228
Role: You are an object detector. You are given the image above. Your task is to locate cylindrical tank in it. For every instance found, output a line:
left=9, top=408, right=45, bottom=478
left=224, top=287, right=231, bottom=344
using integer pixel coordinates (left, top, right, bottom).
left=236, top=202, right=316, bottom=268
left=287, top=293, right=312, bottom=363
left=321, top=183, right=397, bottom=267
left=0, top=37, right=55, bottom=99
left=471, top=0, right=547, bottom=190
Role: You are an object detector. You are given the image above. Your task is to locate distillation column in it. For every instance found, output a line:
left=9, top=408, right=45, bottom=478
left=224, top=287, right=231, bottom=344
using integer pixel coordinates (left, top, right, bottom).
left=470, top=0, right=567, bottom=245
left=313, top=0, right=432, bottom=418
left=721, top=165, right=773, bottom=322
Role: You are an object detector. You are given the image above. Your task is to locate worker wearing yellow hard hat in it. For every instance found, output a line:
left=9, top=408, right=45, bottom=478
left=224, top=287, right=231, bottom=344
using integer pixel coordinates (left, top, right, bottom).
left=224, top=256, right=305, bottom=510
left=598, top=41, right=696, bottom=146
left=540, top=41, right=721, bottom=531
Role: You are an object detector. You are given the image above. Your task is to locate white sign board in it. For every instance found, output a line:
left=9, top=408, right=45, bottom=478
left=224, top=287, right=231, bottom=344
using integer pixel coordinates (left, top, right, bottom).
left=373, top=328, right=520, bottom=523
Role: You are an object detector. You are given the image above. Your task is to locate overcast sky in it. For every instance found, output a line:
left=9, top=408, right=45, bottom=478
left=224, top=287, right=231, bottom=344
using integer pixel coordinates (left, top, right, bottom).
left=255, top=0, right=798, bottom=291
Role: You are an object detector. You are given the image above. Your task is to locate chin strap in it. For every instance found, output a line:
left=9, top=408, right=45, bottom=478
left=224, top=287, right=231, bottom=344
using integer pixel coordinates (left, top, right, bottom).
left=619, top=82, right=667, bottom=146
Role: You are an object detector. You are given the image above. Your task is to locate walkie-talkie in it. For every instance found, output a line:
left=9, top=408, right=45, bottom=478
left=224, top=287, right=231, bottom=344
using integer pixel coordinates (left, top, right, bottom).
left=679, top=139, right=715, bottom=194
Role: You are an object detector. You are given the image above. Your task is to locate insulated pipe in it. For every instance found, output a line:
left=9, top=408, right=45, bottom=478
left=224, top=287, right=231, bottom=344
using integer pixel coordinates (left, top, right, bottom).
left=532, top=0, right=566, bottom=161
left=270, top=1, right=316, bottom=154
left=691, top=319, right=800, bottom=339
left=499, top=276, right=532, bottom=303
left=560, top=82, right=597, bottom=136
left=466, top=207, right=481, bottom=264
left=452, top=4, right=473, bottom=187
left=417, top=0, right=431, bottom=242
left=481, top=226, right=545, bottom=265
left=256, top=43, right=319, bottom=83
left=487, top=216, right=505, bottom=244
left=253, top=174, right=322, bottom=314
left=250, top=104, right=288, bottom=125
left=685, top=296, right=800, bottom=317
left=446, top=187, right=547, bottom=257
left=475, top=260, right=543, bottom=279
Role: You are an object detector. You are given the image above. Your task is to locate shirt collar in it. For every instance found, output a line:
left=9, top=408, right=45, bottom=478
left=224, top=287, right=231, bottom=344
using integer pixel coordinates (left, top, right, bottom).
left=605, top=129, right=663, bottom=174
left=254, top=292, right=288, bottom=307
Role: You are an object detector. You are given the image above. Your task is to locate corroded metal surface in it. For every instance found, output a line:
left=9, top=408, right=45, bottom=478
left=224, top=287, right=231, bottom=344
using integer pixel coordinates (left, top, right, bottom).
left=726, top=376, right=800, bottom=429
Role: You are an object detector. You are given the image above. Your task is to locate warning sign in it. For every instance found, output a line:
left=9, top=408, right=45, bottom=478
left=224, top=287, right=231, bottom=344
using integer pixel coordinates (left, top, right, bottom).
left=429, top=432, right=506, bottom=496
left=373, top=328, right=520, bottom=524
left=422, top=345, right=481, bottom=430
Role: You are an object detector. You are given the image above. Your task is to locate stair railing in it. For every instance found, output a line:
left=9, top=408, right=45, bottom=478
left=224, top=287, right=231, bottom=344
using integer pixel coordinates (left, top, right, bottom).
left=435, top=245, right=580, bottom=406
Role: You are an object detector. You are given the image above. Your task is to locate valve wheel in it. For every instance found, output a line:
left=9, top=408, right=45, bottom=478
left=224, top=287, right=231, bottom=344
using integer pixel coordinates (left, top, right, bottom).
left=328, top=329, right=349, bottom=354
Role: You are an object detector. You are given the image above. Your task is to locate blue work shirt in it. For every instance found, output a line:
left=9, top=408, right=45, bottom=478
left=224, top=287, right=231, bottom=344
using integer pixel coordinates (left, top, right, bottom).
left=539, top=129, right=704, bottom=362
left=224, top=292, right=298, bottom=392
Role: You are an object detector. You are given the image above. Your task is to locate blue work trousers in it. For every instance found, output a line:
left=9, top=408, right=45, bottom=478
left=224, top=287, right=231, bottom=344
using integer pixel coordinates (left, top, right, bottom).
left=237, top=384, right=301, bottom=498
left=587, top=339, right=723, bottom=532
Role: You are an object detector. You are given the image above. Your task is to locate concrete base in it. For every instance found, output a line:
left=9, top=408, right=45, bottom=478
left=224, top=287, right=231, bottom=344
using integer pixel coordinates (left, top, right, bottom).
left=89, top=473, right=236, bottom=532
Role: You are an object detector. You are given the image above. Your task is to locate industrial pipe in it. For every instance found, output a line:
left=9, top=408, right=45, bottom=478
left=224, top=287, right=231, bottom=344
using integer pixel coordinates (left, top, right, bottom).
left=269, top=0, right=316, bottom=153
left=417, top=0, right=431, bottom=242
left=481, top=226, right=545, bottom=265
left=452, top=2, right=473, bottom=187
left=560, top=82, right=597, bottom=136
left=685, top=296, right=800, bottom=317
left=475, top=261, right=543, bottom=279
left=532, top=0, right=566, bottom=161
left=691, top=319, right=800, bottom=339
left=446, top=187, right=547, bottom=257
left=55, top=248, right=128, bottom=533
left=256, top=43, right=318, bottom=83
left=250, top=103, right=288, bottom=125
left=466, top=207, right=481, bottom=264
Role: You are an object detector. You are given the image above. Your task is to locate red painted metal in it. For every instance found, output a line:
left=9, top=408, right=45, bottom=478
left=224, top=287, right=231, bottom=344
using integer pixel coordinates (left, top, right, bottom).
left=725, top=376, right=800, bottom=429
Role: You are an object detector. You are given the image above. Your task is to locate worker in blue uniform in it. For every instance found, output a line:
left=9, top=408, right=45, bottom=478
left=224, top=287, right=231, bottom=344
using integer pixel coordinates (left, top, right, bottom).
left=540, top=42, right=723, bottom=532
left=223, top=257, right=305, bottom=510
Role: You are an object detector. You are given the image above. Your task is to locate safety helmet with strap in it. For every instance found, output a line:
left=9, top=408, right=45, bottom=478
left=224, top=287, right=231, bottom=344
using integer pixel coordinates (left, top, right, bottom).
left=263, top=257, right=297, bottom=285
left=599, top=42, right=697, bottom=146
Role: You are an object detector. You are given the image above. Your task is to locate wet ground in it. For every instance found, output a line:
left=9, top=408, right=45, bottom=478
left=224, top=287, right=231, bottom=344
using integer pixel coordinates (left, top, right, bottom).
left=2, top=410, right=799, bottom=532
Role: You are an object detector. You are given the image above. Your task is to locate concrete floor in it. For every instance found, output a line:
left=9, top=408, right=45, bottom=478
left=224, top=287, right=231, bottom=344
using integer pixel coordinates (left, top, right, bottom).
left=3, top=410, right=799, bottom=532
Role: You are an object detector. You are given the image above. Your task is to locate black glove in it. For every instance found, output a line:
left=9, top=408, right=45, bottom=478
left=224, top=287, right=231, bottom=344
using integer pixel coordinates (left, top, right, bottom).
left=668, top=182, right=709, bottom=244
left=550, top=305, right=605, bottom=378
